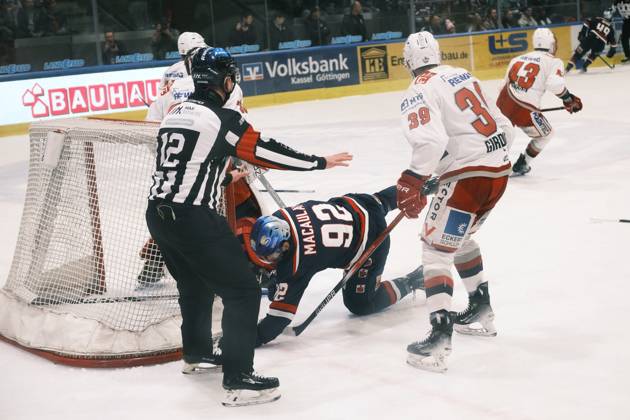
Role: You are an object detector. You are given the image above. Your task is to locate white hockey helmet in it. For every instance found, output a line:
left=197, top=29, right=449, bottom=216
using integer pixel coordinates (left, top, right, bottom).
left=178, top=32, right=207, bottom=56
left=403, top=31, right=441, bottom=74
left=532, top=28, right=557, bottom=55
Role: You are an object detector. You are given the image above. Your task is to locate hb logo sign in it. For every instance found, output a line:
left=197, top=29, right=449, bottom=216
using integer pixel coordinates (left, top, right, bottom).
left=242, top=63, right=264, bottom=81
left=360, top=46, right=388, bottom=81
left=488, top=32, right=528, bottom=54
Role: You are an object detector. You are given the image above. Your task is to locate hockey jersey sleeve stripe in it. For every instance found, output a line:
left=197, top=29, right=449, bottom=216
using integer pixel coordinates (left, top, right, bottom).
left=341, top=197, right=369, bottom=268
left=235, top=126, right=283, bottom=170
left=236, top=126, right=325, bottom=171
left=267, top=309, right=295, bottom=321
left=270, top=301, right=298, bottom=314
left=278, top=208, right=301, bottom=275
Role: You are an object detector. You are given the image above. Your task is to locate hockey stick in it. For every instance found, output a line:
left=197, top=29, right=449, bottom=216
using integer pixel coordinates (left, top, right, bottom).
left=590, top=217, right=630, bottom=224
left=598, top=55, right=615, bottom=69
left=260, top=189, right=315, bottom=193
left=289, top=211, right=406, bottom=336
left=258, top=172, right=287, bottom=208
left=540, top=106, right=566, bottom=112
left=31, top=288, right=270, bottom=305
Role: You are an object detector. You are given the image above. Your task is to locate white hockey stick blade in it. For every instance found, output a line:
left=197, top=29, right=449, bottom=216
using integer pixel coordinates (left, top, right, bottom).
left=406, top=353, right=448, bottom=373
left=222, top=388, right=281, bottom=407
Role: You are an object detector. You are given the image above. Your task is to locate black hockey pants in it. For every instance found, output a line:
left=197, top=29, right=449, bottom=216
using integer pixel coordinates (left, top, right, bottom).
left=146, top=199, right=261, bottom=375
left=622, top=18, right=630, bottom=59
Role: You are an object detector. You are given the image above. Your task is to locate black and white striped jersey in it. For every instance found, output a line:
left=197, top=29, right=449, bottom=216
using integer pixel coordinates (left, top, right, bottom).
left=148, top=96, right=326, bottom=208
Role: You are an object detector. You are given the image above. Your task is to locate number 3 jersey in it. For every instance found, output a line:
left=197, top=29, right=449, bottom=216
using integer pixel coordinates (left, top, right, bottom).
left=257, top=193, right=386, bottom=342
left=401, top=65, right=512, bottom=183
left=500, top=50, right=568, bottom=112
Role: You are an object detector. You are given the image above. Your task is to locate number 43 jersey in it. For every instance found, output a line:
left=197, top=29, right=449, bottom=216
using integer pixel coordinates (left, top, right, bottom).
left=503, top=50, right=567, bottom=111
left=400, top=65, right=512, bottom=184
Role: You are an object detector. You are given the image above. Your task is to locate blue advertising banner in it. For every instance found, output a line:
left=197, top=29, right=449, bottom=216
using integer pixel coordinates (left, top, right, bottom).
left=235, top=45, right=359, bottom=97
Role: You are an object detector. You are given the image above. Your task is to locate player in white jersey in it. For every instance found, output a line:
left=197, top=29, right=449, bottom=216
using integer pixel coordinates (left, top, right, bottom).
left=497, top=28, right=583, bottom=175
left=394, top=31, right=514, bottom=373
left=148, top=62, right=247, bottom=121
left=158, top=32, right=207, bottom=91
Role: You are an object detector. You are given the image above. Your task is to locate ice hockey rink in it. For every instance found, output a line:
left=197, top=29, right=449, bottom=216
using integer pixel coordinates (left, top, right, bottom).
left=1, top=65, right=629, bottom=420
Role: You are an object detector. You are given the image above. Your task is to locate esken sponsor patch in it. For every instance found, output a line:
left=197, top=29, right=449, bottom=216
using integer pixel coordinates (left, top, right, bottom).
left=440, top=208, right=472, bottom=248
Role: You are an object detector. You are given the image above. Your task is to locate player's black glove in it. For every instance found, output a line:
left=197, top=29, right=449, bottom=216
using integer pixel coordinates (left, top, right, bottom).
left=607, top=46, right=617, bottom=58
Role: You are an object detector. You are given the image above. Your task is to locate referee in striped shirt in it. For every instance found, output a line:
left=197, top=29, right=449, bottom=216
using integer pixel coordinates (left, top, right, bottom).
left=146, top=47, right=352, bottom=405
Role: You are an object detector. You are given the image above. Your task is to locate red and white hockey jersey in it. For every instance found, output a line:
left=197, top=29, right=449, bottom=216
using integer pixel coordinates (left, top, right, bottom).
left=500, top=50, right=567, bottom=111
left=147, top=79, right=246, bottom=121
left=400, top=65, right=512, bottom=182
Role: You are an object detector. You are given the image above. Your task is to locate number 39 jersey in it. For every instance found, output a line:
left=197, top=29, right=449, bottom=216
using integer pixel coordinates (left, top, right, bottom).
left=400, top=65, right=512, bottom=183
left=502, top=50, right=567, bottom=111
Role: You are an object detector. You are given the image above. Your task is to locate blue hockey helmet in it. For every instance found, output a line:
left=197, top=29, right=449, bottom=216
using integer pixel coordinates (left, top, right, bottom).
left=250, top=215, right=291, bottom=262
left=190, top=47, right=238, bottom=101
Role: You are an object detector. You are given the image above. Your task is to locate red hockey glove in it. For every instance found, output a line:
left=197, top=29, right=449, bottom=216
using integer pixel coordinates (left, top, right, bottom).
left=396, top=170, right=429, bottom=219
left=562, top=93, right=583, bottom=114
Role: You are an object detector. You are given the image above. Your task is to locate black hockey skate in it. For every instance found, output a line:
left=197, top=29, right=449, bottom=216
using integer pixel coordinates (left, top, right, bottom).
left=407, top=310, right=453, bottom=373
left=222, top=371, right=281, bottom=407
left=136, top=258, right=165, bottom=287
left=511, top=153, right=531, bottom=176
left=402, top=265, right=425, bottom=292
left=621, top=57, right=630, bottom=64
left=454, top=282, right=497, bottom=337
left=181, top=351, right=223, bottom=374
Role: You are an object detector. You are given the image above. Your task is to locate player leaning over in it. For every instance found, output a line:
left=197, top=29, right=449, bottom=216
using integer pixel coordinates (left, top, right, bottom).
left=497, top=28, right=583, bottom=176
left=149, top=33, right=246, bottom=121
left=395, top=32, right=513, bottom=372
left=566, top=9, right=617, bottom=73
left=145, top=47, right=352, bottom=406
left=245, top=186, right=424, bottom=346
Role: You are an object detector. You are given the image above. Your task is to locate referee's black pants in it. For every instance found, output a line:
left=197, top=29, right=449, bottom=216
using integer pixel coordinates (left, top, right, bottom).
left=146, top=199, right=261, bottom=375
left=622, top=18, right=630, bottom=59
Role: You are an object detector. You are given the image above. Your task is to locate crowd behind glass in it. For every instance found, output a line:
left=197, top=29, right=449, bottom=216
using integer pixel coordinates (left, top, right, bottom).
left=0, top=0, right=615, bottom=70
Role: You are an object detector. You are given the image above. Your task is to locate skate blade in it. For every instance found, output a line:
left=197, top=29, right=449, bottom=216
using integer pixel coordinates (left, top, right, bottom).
left=406, top=353, right=448, bottom=373
left=181, top=362, right=222, bottom=375
left=221, top=388, right=281, bottom=407
left=454, top=321, right=497, bottom=337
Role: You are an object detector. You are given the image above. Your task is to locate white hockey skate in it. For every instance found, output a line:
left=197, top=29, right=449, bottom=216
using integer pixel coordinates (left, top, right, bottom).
left=407, top=311, right=453, bottom=373
left=221, top=371, right=281, bottom=407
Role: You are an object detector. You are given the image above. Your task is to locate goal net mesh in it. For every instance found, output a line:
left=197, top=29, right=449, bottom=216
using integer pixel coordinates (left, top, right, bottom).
left=0, top=118, right=228, bottom=366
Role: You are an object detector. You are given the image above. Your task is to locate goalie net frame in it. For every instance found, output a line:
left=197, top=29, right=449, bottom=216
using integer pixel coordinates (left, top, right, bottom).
left=0, top=117, right=236, bottom=368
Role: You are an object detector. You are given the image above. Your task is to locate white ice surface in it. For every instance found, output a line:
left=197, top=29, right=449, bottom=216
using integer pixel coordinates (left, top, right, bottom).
left=1, top=66, right=629, bottom=420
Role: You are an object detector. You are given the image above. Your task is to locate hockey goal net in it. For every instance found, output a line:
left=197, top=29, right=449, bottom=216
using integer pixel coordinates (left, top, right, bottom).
left=0, top=118, right=232, bottom=367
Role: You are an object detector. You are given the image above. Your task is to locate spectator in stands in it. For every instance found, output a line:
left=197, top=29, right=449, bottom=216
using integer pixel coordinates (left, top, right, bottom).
left=0, top=1, right=16, bottom=65
left=536, top=7, right=552, bottom=26
left=151, top=18, right=178, bottom=60
left=444, top=18, right=456, bottom=34
left=38, top=0, right=66, bottom=35
left=467, top=12, right=484, bottom=32
left=16, top=0, right=42, bottom=37
left=424, top=15, right=445, bottom=35
left=341, top=1, right=368, bottom=42
left=518, top=7, right=537, bottom=27
left=306, top=6, right=331, bottom=46
left=503, top=9, right=520, bottom=28
left=229, top=12, right=258, bottom=46
left=482, top=8, right=499, bottom=30
left=102, top=31, right=126, bottom=65
left=269, top=12, right=293, bottom=50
